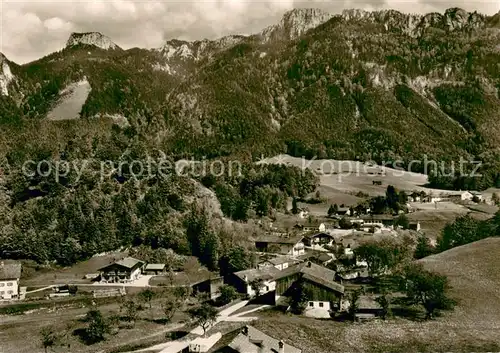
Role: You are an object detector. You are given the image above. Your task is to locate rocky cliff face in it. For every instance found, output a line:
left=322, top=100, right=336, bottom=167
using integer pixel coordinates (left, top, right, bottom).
left=66, top=32, right=121, bottom=50
left=261, top=8, right=334, bottom=42
left=341, top=7, right=487, bottom=36
left=153, top=35, right=246, bottom=76
left=0, top=53, right=15, bottom=96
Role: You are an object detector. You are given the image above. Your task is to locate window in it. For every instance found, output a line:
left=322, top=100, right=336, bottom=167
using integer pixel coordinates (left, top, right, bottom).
left=7, top=282, right=13, bottom=286
left=0, top=291, right=4, bottom=295
left=319, top=302, right=324, bottom=308
left=309, top=302, right=314, bottom=307
left=265, top=286, right=269, bottom=291
left=0, top=283, right=4, bottom=287
left=7, top=290, right=13, bottom=294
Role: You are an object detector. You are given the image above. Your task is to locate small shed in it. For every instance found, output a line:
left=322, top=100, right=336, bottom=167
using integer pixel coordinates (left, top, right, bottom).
left=144, top=263, right=167, bottom=275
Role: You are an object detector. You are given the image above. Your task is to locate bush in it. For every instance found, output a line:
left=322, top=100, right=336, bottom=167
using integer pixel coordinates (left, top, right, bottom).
left=217, top=285, right=238, bottom=305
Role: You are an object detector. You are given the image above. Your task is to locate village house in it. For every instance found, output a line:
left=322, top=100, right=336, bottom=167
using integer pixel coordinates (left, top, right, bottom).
left=0, top=261, right=22, bottom=301
left=409, top=221, right=421, bottom=231
left=98, top=257, right=144, bottom=283
left=254, top=234, right=305, bottom=256
left=361, top=215, right=396, bottom=228
left=229, top=267, right=279, bottom=297
left=311, top=252, right=335, bottom=266
left=360, top=222, right=383, bottom=233
left=334, top=238, right=358, bottom=256
left=424, top=194, right=442, bottom=203
left=209, top=325, right=302, bottom=353
left=447, top=191, right=474, bottom=202
left=298, top=208, right=309, bottom=219
left=336, top=207, right=352, bottom=216
left=258, top=256, right=297, bottom=271
left=303, top=232, right=335, bottom=250
left=192, top=276, right=225, bottom=301
left=471, top=191, right=483, bottom=202
left=274, top=261, right=345, bottom=317
left=143, top=263, right=167, bottom=275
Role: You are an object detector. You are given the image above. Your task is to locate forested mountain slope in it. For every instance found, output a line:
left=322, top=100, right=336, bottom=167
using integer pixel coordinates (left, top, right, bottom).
left=1, top=7, right=500, bottom=266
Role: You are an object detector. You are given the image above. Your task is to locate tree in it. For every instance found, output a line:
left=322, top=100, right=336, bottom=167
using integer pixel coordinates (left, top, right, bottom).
left=288, top=279, right=310, bottom=314
left=83, top=309, right=110, bottom=344
left=327, top=204, right=335, bottom=217
left=219, top=246, right=253, bottom=277
left=492, top=192, right=500, bottom=206
left=291, top=197, right=299, bottom=214
left=437, top=215, right=485, bottom=252
left=414, top=235, right=434, bottom=259
left=218, top=285, right=238, bottom=305
left=162, top=290, right=180, bottom=322
left=139, top=288, right=155, bottom=309
left=40, top=327, right=58, bottom=353
left=347, top=288, right=363, bottom=321
left=394, top=214, right=409, bottom=229
left=401, top=263, right=455, bottom=319
left=188, top=303, right=219, bottom=336
left=354, top=242, right=394, bottom=277
left=375, top=293, right=392, bottom=320
left=121, top=299, right=139, bottom=325
left=339, top=217, right=352, bottom=229
left=386, top=185, right=400, bottom=212
left=185, top=205, right=220, bottom=271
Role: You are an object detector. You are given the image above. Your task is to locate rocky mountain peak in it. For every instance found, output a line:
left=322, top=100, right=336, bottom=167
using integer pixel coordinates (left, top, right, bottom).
left=66, top=32, right=120, bottom=50
left=341, top=7, right=486, bottom=36
left=261, top=8, right=334, bottom=41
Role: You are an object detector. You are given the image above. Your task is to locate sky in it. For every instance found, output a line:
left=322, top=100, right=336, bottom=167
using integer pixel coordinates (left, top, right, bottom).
left=1, top=0, right=499, bottom=64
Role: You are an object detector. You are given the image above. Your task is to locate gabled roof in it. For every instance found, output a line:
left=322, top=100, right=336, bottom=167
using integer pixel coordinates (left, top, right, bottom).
left=273, top=262, right=344, bottom=294
left=145, top=263, right=166, bottom=271
left=263, top=256, right=296, bottom=266
left=305, top=232, right=334, bottom=240
left=211, top=325, right=301, bottom=353
left=99, top=257, right=143, bottom=271
left=254, top=234, right=304, bottom=245
left=0, top=262, right=21, bottom=280
left=234, top=267, right=280, bottom=283
left=314, top=253, right=333, bottom=263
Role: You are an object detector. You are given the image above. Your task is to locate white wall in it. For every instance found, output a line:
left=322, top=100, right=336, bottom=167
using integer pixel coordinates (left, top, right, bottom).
left=130, top=268, right=141, bottom=281
left=0, top=280, right=19, bottom=299
left=306, top=301, right=331, bottom=311
left=246, top=280, right=276, bottom=297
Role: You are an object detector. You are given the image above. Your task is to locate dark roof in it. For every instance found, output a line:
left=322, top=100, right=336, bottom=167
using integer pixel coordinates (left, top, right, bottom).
left=361, top=215, right=395, bottom=221
left=265, top=256, right=291, bottom=266
left=314, top=253, right=333, bottom=263
left=305, top=232, right=334, bottom=240
left=273, top=262, right=344, bottom=294
left=0, top=262, right=21, bottom=280
left=98, top=257, right=143, bottom=271
left=210, top=325, right=301, bottom=353
left=254, top=233, right=304, bottom=245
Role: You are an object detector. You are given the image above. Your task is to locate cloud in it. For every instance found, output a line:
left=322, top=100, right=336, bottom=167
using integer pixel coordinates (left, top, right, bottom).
left=1, top=0, right=498, bottom=64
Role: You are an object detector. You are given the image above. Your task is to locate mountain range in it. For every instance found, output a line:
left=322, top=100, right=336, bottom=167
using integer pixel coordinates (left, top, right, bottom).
left=1, top=7, right=500, bottom=187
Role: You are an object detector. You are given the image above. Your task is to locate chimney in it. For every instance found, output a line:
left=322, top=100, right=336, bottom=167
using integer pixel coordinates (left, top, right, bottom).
left=279, top=340, right=285, bottom=353
left=241, top=325, right=249, bottom=335
left=306, top=261, right=312, bottom=267
left=243, top=275, right=248, bottom=282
